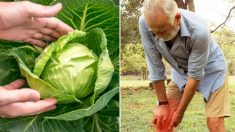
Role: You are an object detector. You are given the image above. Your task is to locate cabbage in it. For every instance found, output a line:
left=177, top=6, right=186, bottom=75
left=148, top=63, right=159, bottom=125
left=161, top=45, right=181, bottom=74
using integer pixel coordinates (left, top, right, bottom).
left=41, top=44, right=98, bottom=99
left=14, top=30, right=114, bottom=104
left=0, top=0, right=119, bottom=131
left=0, top=28, right=119, bottom=131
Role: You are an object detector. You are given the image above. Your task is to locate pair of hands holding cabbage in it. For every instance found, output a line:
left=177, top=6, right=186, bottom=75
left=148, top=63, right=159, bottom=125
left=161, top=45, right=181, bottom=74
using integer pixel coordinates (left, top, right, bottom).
left=0, top=1, right=73, bottom=118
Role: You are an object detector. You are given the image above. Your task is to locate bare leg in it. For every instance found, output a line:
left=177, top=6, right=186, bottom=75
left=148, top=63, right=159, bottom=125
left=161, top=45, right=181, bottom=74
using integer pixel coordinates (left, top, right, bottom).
left=207, top=117, right=226, bottom=132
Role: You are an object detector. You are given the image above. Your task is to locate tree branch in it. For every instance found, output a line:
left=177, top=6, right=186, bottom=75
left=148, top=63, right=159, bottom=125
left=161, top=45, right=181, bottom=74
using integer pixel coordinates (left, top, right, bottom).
left=211, top=6, right=235, bottom=33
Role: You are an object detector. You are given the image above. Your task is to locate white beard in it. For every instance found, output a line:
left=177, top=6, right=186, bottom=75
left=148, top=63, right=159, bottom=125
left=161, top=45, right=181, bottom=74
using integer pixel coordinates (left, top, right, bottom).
left=160, top=26, right=180, bottom=41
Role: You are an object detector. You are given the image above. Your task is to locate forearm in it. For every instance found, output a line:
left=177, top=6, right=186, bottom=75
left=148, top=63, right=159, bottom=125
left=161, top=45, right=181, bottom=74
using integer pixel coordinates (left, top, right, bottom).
left=152, top=80, right=168, bottom=101
left=0, top=2, right=6, bottom=30
left=177, top=77, right=200, bottom=113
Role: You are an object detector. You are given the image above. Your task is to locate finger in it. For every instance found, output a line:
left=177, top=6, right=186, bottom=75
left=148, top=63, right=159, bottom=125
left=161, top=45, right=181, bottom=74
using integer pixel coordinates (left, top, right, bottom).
left=25, top=38, right=47, bottom=48
left=24, top=99, right=56, bottom=116
left=23, top=2, right=62, bottom=18
left=156, top=116, right=162, bottom=129
left=32, top=32, right=43, bottom=39
left=0, top=89, right=40, bottom=106
left=168, top=118, right=175, bottom=130
left=162, top=114, right=168, bottom=125
left=0, top=105, right=56, bottom=118
left=40, top=28, right=61, bottom=38
left=43, top=35, right=56, bottom=42
left=152, top=117, right=157, bottom=125
left=32, top=33, right=56, bottom=42
left=28, top=104, right=56, bottom=116
left=0, top=98, right=57, bottom=118
left=20, top=98, right=57, bottom=116
left=168, top=109, right=177, bottom=128
left=174, top=122, right=179, bottom=127
left=44, top=17, right=74, bottom=35
left=3, top=79, right=26, bottom=90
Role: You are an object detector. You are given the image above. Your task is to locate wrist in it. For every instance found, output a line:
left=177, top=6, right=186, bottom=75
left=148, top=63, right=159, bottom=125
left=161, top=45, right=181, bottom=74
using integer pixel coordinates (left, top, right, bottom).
left=0, top=2, right=7, bottom=30
left=0, top=5, right=4, bottom=30
left=157, top=100, right=169, bottom=106
left=176, top=106, right=186, bottom=114
left=0, top=2, right=6, bottom=39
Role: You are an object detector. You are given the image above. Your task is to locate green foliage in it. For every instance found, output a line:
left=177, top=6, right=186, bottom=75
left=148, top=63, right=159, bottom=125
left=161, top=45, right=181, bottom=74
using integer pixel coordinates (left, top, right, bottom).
left=54, top=0, right=119, bottom=55
left=121, top=0, right=143, bottom=45
left=212, top=27, right=235, bottom=75
left=0, top=0, right=119, bottom=131
left=0, top=41, right=40, bottom=85
left=121, top=43, right=146, bottom=75
left=212, top=27, right=235, bottom=47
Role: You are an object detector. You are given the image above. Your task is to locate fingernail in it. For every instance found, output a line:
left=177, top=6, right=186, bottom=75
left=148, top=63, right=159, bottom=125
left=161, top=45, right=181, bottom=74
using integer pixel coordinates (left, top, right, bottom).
left=55, top=3, right=62, bottom=8
left=17, top=79, right=26, bottom=84
left=47, top=98, right=57, bottom=104
left=46, top=105, right=57, bottom=112
left=53, top=99, right=57, bottom=104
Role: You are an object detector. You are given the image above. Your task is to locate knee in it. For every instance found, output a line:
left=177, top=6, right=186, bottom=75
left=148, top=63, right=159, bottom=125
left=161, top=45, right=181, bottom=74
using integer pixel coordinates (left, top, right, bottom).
left=207, top=117, right=225, bottom=131
left=207, top=118, right=220, bottom=127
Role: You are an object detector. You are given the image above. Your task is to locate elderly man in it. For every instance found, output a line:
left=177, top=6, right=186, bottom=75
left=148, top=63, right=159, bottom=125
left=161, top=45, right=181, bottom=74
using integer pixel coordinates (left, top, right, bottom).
left=139, top=0, right=230, bottom=131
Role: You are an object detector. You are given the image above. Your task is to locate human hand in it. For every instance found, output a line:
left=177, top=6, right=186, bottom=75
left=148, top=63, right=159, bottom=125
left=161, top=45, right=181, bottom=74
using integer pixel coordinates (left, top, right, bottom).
left=0, top=1, right=73, bottom=47
left=153, top=104, right=171, bottom=130
left=0, top=79, right=57, bottom=118
left=168, top=109, right=184, bottom=129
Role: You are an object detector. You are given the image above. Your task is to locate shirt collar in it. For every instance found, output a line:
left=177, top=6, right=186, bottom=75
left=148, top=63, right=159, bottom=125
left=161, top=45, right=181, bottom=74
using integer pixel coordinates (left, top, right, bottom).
left=180, top=15, right=190, bottom=37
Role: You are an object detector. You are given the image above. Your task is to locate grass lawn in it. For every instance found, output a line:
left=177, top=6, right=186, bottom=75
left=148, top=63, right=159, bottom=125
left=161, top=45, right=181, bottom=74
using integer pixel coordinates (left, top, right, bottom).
left=121, top=76, right=235, bottom=132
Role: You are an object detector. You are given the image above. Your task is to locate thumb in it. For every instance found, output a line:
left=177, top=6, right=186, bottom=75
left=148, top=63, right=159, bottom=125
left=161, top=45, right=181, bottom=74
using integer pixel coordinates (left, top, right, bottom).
left=24, top=2, right=62, bottom=18
left=168, top=117, right=174, bottom=130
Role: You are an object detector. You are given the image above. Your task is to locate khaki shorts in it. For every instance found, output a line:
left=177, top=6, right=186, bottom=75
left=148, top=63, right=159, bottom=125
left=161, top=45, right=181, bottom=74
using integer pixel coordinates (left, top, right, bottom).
left=166, top=79, right=231, bottom=117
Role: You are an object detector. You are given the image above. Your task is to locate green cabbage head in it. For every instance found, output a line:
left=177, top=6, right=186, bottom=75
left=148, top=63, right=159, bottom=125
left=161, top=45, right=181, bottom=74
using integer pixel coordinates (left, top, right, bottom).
left=41, top=43, right=98, bottom=99
left=12, top=28, right=114, bottom=104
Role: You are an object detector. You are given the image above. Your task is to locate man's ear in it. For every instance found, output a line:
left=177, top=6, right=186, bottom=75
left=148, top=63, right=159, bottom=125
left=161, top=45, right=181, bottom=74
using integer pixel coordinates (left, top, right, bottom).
left=175, top=12, right=181, bottom=26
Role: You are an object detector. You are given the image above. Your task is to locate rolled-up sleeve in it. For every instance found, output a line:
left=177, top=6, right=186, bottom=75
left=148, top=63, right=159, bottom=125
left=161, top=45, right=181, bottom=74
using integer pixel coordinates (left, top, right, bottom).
left=188, top=29, right=210, bottom=80
left=138, top=16, right=166, bottom=81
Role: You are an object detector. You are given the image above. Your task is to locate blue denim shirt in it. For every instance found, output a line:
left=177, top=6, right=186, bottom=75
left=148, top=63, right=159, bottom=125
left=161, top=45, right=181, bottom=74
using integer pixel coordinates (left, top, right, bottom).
left=139, top=9, right=227, bottom=100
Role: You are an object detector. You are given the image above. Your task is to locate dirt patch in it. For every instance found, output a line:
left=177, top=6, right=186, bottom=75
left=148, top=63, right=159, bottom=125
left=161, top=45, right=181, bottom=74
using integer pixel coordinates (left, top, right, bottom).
left=121, top=86, right=153, bottom=96
left=229, top=90, right=234, bottom=94
left=128, top=102, right=146, bottom=109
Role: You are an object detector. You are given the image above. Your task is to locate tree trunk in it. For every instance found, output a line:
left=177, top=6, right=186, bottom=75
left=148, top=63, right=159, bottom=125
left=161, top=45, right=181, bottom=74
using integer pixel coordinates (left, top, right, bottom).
left=175, top=0, right=195, bottom=12
left=175, top=0, right=187, bottom=9
left=142, top=68, right=147, bottom=80
left=186, top=0, right=195, bottom=12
